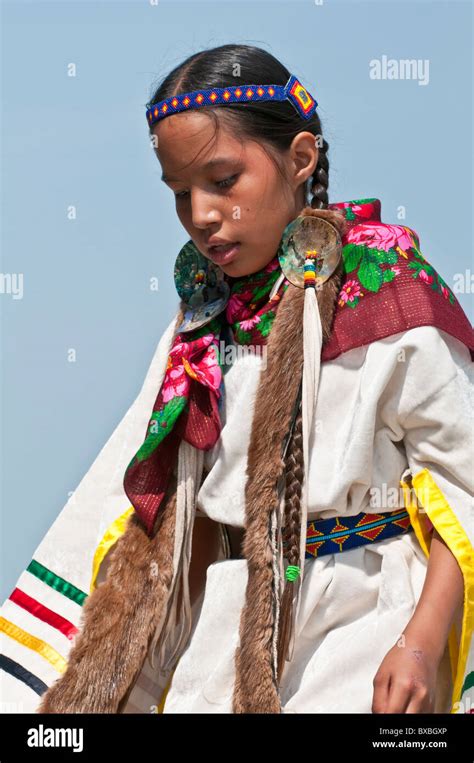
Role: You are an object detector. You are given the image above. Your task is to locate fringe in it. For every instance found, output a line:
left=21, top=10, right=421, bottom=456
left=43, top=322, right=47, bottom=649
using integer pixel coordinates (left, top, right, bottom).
left=149, top=440, right=204, bottom=672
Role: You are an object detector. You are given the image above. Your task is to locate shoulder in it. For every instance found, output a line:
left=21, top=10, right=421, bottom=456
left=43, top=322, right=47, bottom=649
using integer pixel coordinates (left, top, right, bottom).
left=340, top=219, right=447, bottom=303
left=322, top=220, right=473, bottom=362
left=364, top=324, right=472, bottom=388
left=354, top=324, right=473, bottom=435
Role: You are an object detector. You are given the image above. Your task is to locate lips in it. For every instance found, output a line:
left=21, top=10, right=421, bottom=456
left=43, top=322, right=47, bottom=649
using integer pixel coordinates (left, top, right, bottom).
left=207, top=240, right=239, bottom=253
left=207, top=242, right=241, bottom=265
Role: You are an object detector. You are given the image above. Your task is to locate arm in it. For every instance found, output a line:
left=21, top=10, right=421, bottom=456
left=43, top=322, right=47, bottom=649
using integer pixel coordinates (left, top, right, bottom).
left=372, top=328, right=473, bottom=714
left=372, top=528, right=464, bottom=714
left=403, top=528, right=464, bottom=660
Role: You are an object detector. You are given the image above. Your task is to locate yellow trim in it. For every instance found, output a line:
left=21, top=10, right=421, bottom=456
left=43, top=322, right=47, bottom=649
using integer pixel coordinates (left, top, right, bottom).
left=0, top=616, right=67, bottom=673
left=400, top=467, right=474, bottom=713
left=90, top=506, right=135, bottom=594
left=156, top=660, right=180, bottom=713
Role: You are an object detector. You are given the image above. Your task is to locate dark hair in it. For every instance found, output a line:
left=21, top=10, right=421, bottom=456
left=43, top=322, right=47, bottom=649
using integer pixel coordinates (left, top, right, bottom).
left=150, top=44, right=333, bottom=688
left=147, top=43, right=330, bottom=209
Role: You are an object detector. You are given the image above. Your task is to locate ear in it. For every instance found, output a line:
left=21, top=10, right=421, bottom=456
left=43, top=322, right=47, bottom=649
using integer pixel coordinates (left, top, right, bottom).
left=289, top=132, right=319, bottom=188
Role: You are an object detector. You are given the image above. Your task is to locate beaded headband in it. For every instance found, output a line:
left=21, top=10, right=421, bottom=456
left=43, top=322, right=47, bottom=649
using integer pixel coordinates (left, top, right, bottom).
left=146, top=74, right=318, bottom=126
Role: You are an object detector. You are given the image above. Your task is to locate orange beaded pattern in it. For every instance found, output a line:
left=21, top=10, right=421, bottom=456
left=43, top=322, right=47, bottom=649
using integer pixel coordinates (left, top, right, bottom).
left=146, top=74, right=318, bottom=126
left=304, top=250, right=318, bottom=289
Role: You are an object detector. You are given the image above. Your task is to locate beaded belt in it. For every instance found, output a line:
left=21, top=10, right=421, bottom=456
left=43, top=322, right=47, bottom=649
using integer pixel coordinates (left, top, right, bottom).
left=282, top=509, right=413, bottom=559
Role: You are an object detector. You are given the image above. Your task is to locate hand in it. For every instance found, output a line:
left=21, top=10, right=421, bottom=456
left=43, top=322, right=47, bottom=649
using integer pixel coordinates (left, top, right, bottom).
left=372, top=631, right=441, bottom=713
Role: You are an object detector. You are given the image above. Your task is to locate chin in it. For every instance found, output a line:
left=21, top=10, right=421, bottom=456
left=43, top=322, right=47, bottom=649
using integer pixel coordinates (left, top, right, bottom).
left=220, top=261, right=248, bottom=277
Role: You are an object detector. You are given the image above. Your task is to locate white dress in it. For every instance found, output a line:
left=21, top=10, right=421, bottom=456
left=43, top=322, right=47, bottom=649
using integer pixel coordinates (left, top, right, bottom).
left=161, top=324, right=473, bottom=713
left=1, top=315, right=471, bottom=715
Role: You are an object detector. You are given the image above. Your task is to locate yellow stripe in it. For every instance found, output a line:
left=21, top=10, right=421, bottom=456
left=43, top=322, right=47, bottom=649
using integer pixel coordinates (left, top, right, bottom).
left=400, top=468, right=474, bottom=713
left=0, top=616, right=67, bottom=674
left=156, top=659, right=180, bottom=713
left=90, top=506, right=135, bottom=594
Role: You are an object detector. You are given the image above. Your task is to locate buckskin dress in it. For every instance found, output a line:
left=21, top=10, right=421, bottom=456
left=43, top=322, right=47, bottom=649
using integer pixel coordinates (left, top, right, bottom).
left=1, top=198, right=472, bottom=715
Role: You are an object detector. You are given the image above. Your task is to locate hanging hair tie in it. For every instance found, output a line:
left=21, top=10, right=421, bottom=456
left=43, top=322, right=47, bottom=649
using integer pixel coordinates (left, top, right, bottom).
left=285, top=565, right=301, bottom=582
left=303, top=250, right=320, bottom=289
left=275, top=213, right=343, bottom=686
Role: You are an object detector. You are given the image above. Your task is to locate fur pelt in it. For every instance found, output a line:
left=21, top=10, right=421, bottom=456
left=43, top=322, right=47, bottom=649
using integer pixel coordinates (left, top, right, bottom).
left=232, top=216, right=345, bottom=712
left=36, top=484, right=179, bottom=713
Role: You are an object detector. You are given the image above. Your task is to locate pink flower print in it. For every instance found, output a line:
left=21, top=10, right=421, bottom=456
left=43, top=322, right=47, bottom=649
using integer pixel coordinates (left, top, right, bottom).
left=338, top=279, right=363, bottom=306
left=418, top=269, right=434, bottom=285
left=226, top=293, right=242, bottom=317
left=240, top=314, right=261, bottom=331
left=161, top=353, right=189, bottom=403
left=161, top=333, right=221, bottom=403
left=440, top=284, right=450, bottom=300
left=226, top=292, right=253, bottom=322
left=347, top=223, right=413, bottom=255
left=391, top=266, right=401, bottom=276
left=188, top=341, right=222, bottom=392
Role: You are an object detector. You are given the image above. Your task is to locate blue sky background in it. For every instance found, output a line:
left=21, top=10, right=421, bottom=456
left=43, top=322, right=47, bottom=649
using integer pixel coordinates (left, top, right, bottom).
left=1, top=0, right=472, bottom=600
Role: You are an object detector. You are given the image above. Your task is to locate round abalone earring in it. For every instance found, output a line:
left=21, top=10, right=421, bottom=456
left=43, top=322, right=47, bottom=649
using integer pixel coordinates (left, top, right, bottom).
left=278, top=214, right=342, bottom=288
left=174, top=240, right=230, bottom=333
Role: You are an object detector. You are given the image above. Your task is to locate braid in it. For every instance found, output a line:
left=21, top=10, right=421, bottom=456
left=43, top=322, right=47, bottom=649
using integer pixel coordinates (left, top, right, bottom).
left=276, top=402, right=304, bottom=683
left=275, top=186, right=345, bottom=683
left=309, top=137, right=330, bottom=210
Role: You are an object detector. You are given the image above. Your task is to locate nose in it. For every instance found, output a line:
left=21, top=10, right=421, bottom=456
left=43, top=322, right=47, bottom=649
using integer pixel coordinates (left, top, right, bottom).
left=190, top=187, right=222, bottom=230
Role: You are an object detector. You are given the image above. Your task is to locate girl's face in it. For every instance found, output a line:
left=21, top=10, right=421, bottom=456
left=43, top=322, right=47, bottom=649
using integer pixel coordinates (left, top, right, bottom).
left=153, top=111, right=318, bottom=277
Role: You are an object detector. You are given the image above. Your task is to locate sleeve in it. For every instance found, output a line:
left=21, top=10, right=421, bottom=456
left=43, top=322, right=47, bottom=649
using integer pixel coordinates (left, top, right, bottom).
left=0, top=310, right=179, bottom=712
left=399, top=328, right=473, bottom=714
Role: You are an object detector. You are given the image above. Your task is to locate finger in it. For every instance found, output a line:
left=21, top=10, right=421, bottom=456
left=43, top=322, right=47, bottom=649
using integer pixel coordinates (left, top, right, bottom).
left=385, top=679, right=411, bottom=713
left=372, top=673, right=391, bottom=713
left=405, top=686, right=432, bottom=714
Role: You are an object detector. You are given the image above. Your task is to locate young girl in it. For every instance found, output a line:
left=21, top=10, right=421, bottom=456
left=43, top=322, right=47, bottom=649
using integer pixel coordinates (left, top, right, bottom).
left=1, top=44, right=473, bottom=715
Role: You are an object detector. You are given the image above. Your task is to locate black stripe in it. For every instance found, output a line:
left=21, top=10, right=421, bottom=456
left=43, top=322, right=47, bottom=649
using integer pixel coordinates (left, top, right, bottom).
left=0, top=653, right=48, bottom=696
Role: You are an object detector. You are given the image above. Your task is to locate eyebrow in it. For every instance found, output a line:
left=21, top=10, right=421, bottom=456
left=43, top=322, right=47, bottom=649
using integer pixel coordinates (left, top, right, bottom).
left=161, top=157, right=238, bottom=183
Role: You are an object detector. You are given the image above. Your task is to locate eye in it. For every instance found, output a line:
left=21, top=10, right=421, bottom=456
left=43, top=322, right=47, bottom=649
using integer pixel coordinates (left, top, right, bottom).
left=216, top=173, right=239, bottom=189
left=173, top=174, right=239, bottom=200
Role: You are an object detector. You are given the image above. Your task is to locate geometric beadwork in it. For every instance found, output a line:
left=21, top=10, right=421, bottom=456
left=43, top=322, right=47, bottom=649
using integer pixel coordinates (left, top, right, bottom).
left=146, top=74, right=318, bottom=126
left=282, top=509, right=413, bottom=559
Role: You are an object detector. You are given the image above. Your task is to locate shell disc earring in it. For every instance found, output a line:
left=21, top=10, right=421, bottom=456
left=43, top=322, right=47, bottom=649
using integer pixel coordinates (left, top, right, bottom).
left=173, top=240, right=230, bottom=333
left=278, top=214, right=342, bottom=288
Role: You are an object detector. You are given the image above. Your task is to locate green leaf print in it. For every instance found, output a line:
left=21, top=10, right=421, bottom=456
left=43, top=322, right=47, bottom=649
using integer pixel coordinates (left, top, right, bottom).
left=382, top=269, right=396, bottom=283
left=234, top=326, right=252, bottom=344
left=255, top=310, right=275, bottom=338
left=343, top=243, right=401, bottom=293
left=373, top=247, right=398, bottom=265
left=342, top=243, right=363, bottom=273
left=358, top=260, right=383, bottom=292
left=344, top=206, right=357, bottom=221
left=138, top=396, right=188, bottom=457
left=408, top=260, right=433, bottom=278
left=346, top=296, right=360, bottom=309
left=437, top=274, right=455, bottom=304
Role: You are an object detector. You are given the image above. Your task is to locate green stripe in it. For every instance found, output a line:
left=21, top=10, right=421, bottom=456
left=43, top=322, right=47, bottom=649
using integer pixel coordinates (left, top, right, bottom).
left=27, top=560, right=88, bottom=606
left=460, top=670, right=474, bottom=697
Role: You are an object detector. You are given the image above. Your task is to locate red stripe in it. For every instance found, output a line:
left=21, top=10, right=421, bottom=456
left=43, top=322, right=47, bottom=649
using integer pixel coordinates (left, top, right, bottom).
left=9, top=588, right=79, bottom=641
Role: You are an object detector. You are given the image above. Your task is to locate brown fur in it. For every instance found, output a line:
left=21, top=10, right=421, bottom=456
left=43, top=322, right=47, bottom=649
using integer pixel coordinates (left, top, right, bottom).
left=37, top=310, right=187, bottom=714
left=275, top=206, right=347, bottom=682
left=37, top=489, right=177, bottom=713
left=232, top=212, right=345, bottom=712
